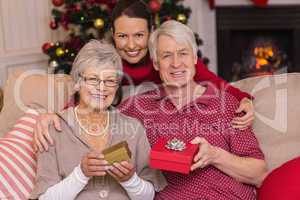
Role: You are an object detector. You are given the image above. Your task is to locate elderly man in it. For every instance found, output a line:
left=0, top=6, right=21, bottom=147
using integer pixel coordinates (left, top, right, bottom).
left=121, top=20, right=267, bottom=200
left=33, top=20, right=267, bottom=200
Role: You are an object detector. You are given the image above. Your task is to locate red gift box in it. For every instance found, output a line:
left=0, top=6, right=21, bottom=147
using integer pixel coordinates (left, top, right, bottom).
left=150, top=138, right=199, bottom=174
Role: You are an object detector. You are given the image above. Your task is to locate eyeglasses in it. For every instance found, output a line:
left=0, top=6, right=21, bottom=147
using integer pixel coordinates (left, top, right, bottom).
left=80, top=75, right=120, bottom=87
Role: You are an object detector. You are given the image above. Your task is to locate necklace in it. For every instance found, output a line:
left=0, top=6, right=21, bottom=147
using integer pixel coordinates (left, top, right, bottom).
left=74, top=106, right=110, bottom=137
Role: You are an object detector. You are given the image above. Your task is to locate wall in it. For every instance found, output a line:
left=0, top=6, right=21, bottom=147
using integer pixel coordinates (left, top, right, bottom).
left=184, top=0, right=300, bottom=74
left=0, top=0, right=64, bottom=87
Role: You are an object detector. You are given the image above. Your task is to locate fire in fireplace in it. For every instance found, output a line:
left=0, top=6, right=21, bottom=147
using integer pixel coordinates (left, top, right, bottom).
left=216, top=6, right=300, bottom=81
left=230, top=31, right=291, bottom=81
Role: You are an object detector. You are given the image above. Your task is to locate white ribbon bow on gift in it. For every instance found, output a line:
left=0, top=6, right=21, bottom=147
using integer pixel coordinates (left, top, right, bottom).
left=165, top=138, right=186, bottom=151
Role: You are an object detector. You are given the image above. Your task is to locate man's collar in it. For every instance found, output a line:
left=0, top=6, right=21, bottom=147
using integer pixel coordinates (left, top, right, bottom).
left=193, top=82, right=219, bottom=105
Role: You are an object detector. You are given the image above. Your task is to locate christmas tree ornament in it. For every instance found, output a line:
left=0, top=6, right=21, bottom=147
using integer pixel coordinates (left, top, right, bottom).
left=49, top=60, right=59, bottom=68
left=74, top=4, right=81, bottom=11
left=208, top=0, right=215, bottom=9
left=50, top=20, right=58, bottom=29
left=52, top=0, right=64, bottom=7
left=177, top=14, right=187, bottom=23
left=251, top=0, right=268, bottom=7
left=80, top=16, right=85, bottom=22
left=55, top=48, right=65, bottom=57
left=42, top=42, right=54, bottom=53
left=149, top=0, right=161, bottom=13
left=94, top=18, right=105, bottom=29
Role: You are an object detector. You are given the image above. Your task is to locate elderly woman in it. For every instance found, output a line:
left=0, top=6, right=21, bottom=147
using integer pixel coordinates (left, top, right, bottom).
left=29, top=40, right=166, bottom=200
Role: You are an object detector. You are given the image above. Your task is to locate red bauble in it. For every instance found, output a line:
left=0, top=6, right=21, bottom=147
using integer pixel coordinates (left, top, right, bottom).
left=252, top=0, right=268, bottom=7
left=149, top=0, right=161, bottom=13
left=42, top=42, right=53, bottom=53
left=50, top=20, right=58, bottom=29
left=208, top=0, right=215, bottom=9
left=52, top=0, right=64, bottom=7
left=74, top=4, right=81, bottom=11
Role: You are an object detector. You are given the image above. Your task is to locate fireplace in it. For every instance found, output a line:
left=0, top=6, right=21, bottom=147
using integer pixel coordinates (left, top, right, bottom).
left=216, top=6, right=300, bottom=81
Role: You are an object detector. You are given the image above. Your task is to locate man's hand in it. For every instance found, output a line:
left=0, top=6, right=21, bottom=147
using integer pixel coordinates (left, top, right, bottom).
left=232, top=97, right=254, bottom=130
left=107, top=161, right=135, bottom=182
left=81, top=152, right=109, bottom=177
left=190, top=137, right=220, bottom=171
left=33, top=113, right=62, bottom=152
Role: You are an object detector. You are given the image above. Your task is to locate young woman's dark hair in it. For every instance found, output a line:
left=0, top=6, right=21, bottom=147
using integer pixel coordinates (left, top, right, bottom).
left=111, top=0, right=153, bottom=32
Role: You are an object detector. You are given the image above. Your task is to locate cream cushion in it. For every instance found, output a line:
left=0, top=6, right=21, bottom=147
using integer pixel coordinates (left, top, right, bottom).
left=233, top=73, right=300, bottom=171
left=0, top=70, right=74, bottom=137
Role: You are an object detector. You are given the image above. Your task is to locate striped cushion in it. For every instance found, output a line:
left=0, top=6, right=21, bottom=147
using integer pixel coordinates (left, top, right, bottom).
left=0, top=109, right=38, bottom=199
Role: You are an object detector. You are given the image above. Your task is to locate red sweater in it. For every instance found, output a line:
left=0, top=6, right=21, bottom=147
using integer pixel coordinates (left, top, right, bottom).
left=122, top=56, right=251, bottom=101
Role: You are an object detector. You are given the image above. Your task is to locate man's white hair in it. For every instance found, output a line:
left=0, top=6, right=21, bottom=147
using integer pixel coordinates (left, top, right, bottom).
left=148, top=20, right=198, bottom=64
left=71, top=39, right=123, bottom=83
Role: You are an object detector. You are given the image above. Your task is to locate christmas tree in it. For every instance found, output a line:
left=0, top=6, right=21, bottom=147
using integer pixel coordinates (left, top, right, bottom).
left=43, top=0, right=207, bottom=74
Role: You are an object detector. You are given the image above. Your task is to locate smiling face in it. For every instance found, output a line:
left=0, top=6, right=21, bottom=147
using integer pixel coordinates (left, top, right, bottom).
left=78, top=66, right=119, bottom=111
left=113, top=15, right=149, bottom=64
left=154, top=34, right=197, bottom=88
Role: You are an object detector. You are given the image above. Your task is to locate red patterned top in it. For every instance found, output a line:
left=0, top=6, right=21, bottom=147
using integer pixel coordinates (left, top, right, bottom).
left=122, top=56, right=251, bottom=101
left=119, top=83, right=264, bottom=200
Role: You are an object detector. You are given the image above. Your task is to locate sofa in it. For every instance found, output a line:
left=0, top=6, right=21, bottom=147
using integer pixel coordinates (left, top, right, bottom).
left=0, top=70, right=299, bottom=199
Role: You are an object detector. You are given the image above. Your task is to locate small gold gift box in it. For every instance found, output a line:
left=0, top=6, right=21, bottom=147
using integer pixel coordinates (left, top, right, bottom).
left=103, top=141, right=132, bottom=165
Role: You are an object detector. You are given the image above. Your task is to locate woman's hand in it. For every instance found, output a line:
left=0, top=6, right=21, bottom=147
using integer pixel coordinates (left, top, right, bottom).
left=33, top=113, right=62, bottom=152
left=190, top=137, right=220, bottom=171
left=107, top=161, right=135, bottom=182
left=232, top=97, right=254, bottom=130
left=81, top=152, right=109, bottom=177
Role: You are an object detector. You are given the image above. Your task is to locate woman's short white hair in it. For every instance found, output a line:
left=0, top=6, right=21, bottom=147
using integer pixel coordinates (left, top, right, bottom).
left=71, top=39, right=123, bottom=83
left=148, top=20, right=198, bottom=64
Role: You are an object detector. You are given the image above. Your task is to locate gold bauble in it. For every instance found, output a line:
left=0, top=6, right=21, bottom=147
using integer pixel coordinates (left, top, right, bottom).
left=55, top=48, right=65, bottom=57
left=94, top=18, right=104, bottom=29
left=177, top=14, right=187, bottom=23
